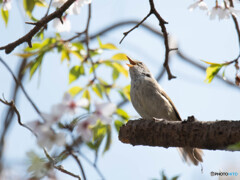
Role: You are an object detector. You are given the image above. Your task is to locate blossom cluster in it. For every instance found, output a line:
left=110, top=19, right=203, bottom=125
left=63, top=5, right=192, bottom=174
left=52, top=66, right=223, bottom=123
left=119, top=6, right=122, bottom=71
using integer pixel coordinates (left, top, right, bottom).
left=27, top=93, right=116, bottom=150
left=188, top=0, right=240, bottom=20
left=52, top=0, right=92, bottom=32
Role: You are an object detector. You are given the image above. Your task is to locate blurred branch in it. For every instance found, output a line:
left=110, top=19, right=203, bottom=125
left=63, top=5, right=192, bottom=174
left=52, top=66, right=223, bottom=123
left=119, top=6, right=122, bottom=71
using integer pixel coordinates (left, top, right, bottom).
left=0, top=57, right=45, bottom=121
left=0, top=59, right=27, bottom=173
left=0, top=98, right=36, bottom=136
left=79, top=151, right=105, bottom=180
left=119, top=117, right=240, bottom=150
left=0, top=0, right=77, bottom=54
left=70, top=152, right=87, bottom=180
left=43, top=149, right=81, bottom=180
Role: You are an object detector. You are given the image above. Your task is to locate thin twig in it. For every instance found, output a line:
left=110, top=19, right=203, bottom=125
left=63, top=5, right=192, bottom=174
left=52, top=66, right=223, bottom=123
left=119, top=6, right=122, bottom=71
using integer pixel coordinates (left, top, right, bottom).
left=0, top=57, right=45, bottom=121
left=119, top=0, right=175, bottom=80
left=119, top=12, right=152, bottom=44
left=0, top=0, right=77, bottom=54
left=70, top=152, right=87, bottom=180
left=79, top=151, right=106, bottom=180
left=0, top=98, right=36, bottom=136
left=43, top=148, right=81, bottom=180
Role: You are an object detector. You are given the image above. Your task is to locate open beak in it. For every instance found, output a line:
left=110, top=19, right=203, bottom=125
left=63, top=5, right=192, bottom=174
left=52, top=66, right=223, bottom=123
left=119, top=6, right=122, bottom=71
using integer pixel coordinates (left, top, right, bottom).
left=126, top=56, right=136, bottom=68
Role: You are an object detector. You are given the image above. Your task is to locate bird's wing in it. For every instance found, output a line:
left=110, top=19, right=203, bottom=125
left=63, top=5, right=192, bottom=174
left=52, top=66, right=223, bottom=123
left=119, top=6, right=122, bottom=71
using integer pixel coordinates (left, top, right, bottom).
left=159, top=88, right=182, bottom=121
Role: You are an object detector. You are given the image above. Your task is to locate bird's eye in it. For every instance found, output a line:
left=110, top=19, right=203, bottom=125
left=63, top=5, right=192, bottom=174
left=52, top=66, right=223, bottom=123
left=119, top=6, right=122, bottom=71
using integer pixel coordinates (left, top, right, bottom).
left=138, top=62, right=143, bottom=65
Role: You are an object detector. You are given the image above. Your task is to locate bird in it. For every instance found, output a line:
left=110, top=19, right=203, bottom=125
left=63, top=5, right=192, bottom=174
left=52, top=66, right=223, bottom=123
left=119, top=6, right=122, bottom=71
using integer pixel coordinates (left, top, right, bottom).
left=126, top=56, right=203, bottom=166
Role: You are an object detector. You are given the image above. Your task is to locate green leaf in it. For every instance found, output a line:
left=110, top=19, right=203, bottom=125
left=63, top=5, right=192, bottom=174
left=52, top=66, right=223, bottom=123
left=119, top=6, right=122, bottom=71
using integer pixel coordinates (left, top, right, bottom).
left=35, top=0, right=47, bottom=7
left=23, top=0, right=35, bottom=17
left=1, top=8, right=8, bottom=26
left=116, top=108, right=129, bottom=119
left=30, top=53, right=44, bottom=79
left=25, top=42, right=42, bottom=52
left=14, top=52, right=36, bottom=58
left=112, top=67, right=120, bottom=81
left=103, top=125, right=111, bottom=153
left=61, top=50, right=70, bottom=62
left=114, top=120, right=124, bottom=132
left=72, top=42, right=84, bottom=50
left=68, top=86, right=83, bottom=97
left=82, top=89, right=91, bottom=101
left=112, top=63, right=128, bottom=77
left=89, top=64, right=99, bottom=74
left=123, top=85, right=131, bottom=101
left=171, top=176, right=180, bottom=180
left=69, top=65, right=85, bottom=84
left=71, top=51, right=83, bottom=61
left=228, top=142, right=240, bottom=151
left=97, top=36, right=118, bottom=50
left=92, top=84, right=103, bottom=98
left=112, top=53, right=128, bottom=61
left=201, top=60, right=222, bottom=65
left=204, top=64, right=223, bottom=83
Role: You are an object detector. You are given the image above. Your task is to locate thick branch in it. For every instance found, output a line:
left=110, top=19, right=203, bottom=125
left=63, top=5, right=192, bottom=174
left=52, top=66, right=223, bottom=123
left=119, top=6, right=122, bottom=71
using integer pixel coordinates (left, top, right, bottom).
left=0, top=0, right=76, bottom=54
left=119, top=118, right=240, bottom=150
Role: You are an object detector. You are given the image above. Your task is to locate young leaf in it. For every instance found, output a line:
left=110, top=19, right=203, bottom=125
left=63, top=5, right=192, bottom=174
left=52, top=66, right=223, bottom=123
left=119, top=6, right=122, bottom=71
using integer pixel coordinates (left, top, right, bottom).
left=82, top=89, right=91, bottom=101
left=114, top=120, right=124, bottom=132
left=23, top=0, right=35, bottom=17
left=92, top=84, right=103, bottom=98
left=69, top=65, right=85, bottom=84
left=97, top=36, right=118, bottom=50
left=112, top=67, right=120, bottom=81
left=205, top=64, right=223, bottom=83
left=116, top=108, right=129, bottom=119
left=112, top=63, right=128, bottom=77
left=30, top=53, right=44, bottom=79
left=103, top=125, right=111, bottom=153
left=1, top=8, right=8, bottom=26
left=123, top=85, right=131, bottom=101
left=68, top=86, right=83, bottom=97
left=112, top=53, right=128, bottom=60
left=15, top=53, right=36, bottom=58
left=61, top=49, right=70, bottom=62
left=35, top=0, right=47, bottom=7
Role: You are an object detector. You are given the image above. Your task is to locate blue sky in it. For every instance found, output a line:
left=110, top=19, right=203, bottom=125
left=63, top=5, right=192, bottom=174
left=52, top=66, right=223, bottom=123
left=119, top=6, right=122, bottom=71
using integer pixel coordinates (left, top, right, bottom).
left=0, top=0, right=240, bottom=180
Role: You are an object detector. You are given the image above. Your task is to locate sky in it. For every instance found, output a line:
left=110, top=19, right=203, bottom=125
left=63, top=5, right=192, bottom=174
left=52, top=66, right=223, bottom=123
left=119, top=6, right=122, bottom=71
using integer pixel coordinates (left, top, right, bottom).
left=0, top=0, right=240, bottom=180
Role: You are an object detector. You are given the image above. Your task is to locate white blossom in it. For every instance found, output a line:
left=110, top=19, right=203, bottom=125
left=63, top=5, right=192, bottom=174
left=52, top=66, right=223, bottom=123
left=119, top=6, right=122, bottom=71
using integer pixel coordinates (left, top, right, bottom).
left=76, top=102, right=116, bottom=142
left=59, top=92, right=89, bottom=114
left=93, top=102, right=117, bottom=124
left=52, top=0, right=92, bottom=15
left=2, top=0, right=11, bottom=11
left=53, top=17, right=71, bottom=32
left=188, top=0, right=208, bottom=11
left=77, top=118, right=94, bottom=142
left=27, top=121, right=66, bottom=150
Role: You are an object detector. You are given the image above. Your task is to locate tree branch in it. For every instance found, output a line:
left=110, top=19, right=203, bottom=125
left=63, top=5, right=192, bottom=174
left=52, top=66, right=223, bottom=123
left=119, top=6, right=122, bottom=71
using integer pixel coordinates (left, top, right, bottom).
left=0, top=57, right=45, bottom=121
left=0, top=0, right=76, bottom=54
left=119, top=117, right=240, bottom=150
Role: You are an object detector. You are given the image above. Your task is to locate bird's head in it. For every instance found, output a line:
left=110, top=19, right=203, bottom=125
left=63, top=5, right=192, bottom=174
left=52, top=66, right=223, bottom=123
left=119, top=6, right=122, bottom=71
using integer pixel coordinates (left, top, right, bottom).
left=126, top=56, right=152, bottom=81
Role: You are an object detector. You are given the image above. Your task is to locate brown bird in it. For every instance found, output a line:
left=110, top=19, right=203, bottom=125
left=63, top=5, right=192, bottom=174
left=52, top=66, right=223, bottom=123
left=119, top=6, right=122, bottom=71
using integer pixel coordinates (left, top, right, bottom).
left=127, top=56, right=203, bottom=165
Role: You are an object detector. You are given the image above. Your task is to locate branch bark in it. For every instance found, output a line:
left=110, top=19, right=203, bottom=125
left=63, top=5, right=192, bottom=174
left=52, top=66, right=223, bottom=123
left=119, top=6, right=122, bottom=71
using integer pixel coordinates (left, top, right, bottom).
left=119, top=117, right=240, bottom=150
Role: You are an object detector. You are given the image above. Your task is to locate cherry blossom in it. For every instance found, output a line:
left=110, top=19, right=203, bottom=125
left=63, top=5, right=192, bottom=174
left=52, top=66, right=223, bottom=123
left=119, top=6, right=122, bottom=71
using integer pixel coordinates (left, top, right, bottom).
left=53, top=17, right=71, bottom=32
left=52, top=0, right=92, bottom=15
left=59, top=92, right=89, bottom=114
left=77, top=118, right=94, bottom=142
left=2, top=0, right=11, bottom=11
left=27, top=121, right=66, bottom=150
left=188, top=0, right=208, bottom=11
left=76, top=102, right=116, bottom=142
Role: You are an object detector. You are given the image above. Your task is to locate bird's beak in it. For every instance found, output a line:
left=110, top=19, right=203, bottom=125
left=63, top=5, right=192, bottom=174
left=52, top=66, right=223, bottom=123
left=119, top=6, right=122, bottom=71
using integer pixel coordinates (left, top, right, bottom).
left=126, top=56, right=136, bottom=68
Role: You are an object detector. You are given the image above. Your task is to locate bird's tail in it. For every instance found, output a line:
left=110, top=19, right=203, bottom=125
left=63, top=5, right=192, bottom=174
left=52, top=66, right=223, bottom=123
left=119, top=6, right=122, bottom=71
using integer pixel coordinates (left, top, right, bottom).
left=178, top=147, right=203, bottom=166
